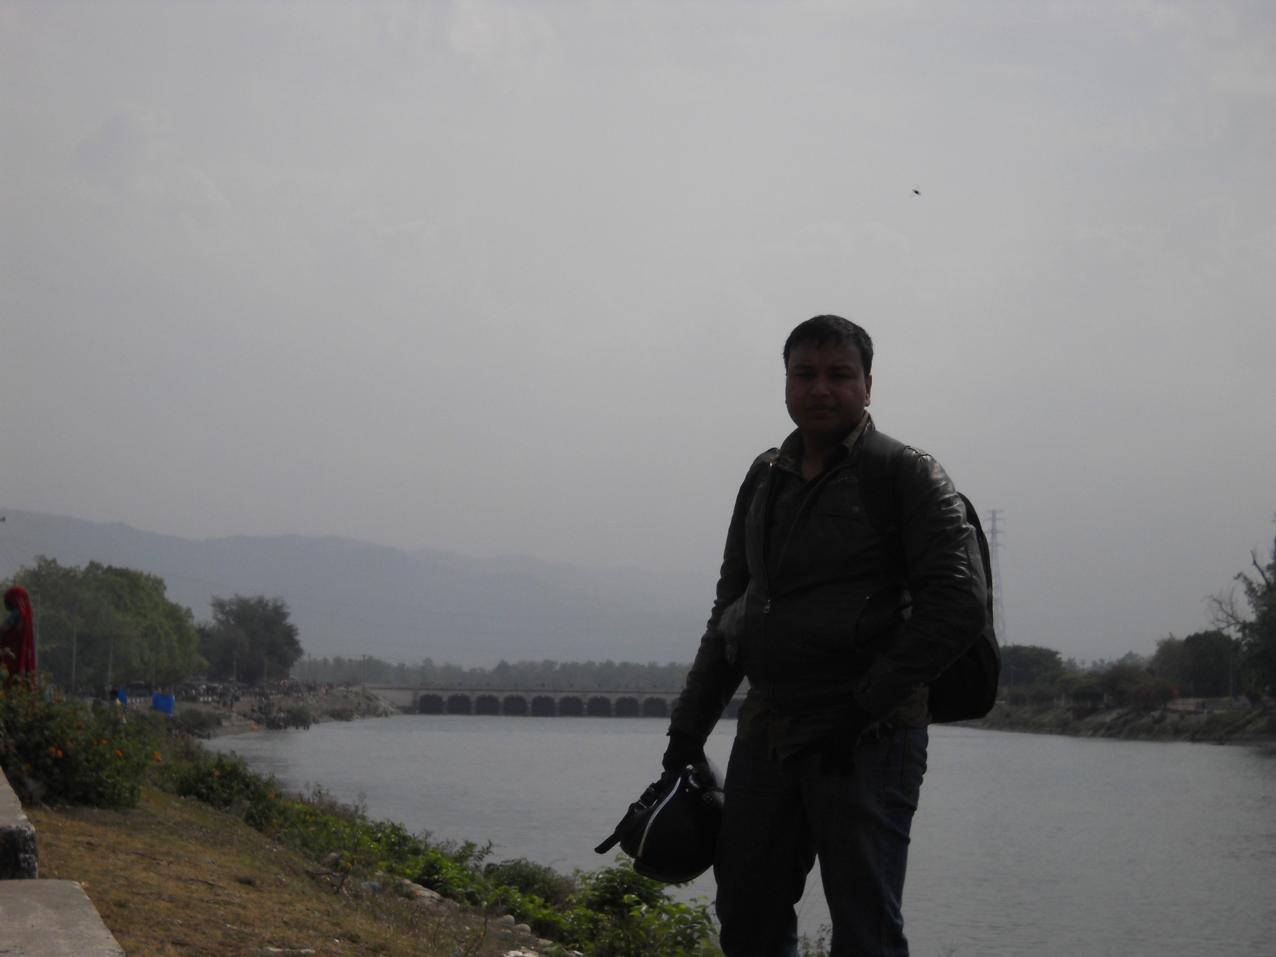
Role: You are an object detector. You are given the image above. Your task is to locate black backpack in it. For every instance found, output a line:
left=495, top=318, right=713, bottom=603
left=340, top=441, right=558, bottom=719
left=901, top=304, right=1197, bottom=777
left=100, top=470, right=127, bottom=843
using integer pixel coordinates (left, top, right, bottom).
left=856, top=429, right=1001, bottom=723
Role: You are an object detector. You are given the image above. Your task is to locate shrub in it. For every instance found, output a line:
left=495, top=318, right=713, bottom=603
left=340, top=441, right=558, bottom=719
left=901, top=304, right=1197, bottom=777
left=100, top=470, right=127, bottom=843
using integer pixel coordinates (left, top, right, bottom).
left=562, top=866, right=718, bottom=957
left=163, top=746, right=283, bottom=829
left=484, top=857, right=577, bottom=907
left=173, top=707, right=223, bottom=737
left=0, top=685, right=157, bottom=808
left=150, top=743, right=718, bottom=956
left=273, top=704, right=313, bottom=729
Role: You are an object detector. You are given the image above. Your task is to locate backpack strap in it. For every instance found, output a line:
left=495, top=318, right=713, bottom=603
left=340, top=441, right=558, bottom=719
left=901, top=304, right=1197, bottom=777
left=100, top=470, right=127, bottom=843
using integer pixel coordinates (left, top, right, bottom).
left=853, top=427, right=908, bottom=570
left=853, top=426, right=1001, bottom=722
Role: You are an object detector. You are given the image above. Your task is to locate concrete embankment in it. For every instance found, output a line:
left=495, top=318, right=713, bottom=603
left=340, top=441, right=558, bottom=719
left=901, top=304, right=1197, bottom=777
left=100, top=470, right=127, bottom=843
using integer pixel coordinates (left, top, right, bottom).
left=971, top=701, right=1276, bottom=744
left=1, top=769, right=125, bottom=956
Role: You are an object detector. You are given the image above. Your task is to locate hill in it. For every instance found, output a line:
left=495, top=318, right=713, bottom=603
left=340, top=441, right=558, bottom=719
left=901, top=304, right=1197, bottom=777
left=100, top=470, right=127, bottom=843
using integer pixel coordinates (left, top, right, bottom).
left=0, top=509, right=710, bottom=666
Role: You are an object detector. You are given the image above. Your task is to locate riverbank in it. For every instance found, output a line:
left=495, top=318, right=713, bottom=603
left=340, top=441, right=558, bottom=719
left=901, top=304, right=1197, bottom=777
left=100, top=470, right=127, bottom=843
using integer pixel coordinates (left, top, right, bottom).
left=178, top=684, right=399, bottom=737
left=971, top=700, right=1276, bottom=744
left=28, top=786, right=554, bottom=957
left=10, top=688, right=723, bottom=957
left=192, top=684, right=1276, bottom=748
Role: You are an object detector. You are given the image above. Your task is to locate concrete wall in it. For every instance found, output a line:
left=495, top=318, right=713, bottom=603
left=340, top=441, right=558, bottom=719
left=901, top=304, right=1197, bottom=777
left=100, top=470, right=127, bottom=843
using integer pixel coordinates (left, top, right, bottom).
left=1, top=769, right=125, bottom=955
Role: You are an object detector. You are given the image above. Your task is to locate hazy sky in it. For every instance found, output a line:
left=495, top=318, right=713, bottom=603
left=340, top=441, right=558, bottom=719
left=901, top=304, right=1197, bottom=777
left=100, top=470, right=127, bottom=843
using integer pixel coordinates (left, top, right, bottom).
left=3, top=1, right=1274, bottom=664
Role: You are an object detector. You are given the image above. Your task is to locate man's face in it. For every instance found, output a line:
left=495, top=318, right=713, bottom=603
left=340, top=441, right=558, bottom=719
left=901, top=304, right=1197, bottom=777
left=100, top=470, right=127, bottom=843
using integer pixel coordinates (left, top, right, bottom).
left=784, top=340, right=872, bottom=443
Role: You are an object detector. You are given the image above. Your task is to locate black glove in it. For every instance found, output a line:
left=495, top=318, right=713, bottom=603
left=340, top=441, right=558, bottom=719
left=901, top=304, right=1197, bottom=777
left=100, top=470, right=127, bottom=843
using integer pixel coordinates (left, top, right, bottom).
left=661, top=729, right=707, bottom=774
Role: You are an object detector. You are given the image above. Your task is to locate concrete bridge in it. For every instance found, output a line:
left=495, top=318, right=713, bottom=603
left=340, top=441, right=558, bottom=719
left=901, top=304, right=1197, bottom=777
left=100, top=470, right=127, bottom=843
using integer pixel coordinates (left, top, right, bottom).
left=367, top=686, right=744, bottom=719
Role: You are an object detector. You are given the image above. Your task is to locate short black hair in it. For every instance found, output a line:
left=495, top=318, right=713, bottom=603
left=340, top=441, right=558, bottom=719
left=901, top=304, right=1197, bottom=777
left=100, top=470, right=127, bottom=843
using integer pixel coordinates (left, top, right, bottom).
left=782, top=315, right=873, bottom=374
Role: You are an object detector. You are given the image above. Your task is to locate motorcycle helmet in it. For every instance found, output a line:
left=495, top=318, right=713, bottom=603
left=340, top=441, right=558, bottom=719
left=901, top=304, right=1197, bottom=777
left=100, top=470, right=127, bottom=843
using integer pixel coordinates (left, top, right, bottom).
left=594, top=763, right=723, bottom=884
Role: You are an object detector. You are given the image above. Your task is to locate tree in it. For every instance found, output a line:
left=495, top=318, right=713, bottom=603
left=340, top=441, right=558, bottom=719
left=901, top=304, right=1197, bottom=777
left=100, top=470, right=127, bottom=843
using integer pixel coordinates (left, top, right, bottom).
left=1098, top=660, right=1148, bottom=708
left=1182, top=630, right=1237, bottom=697
left=1152, top=630, right=1237, bottom=697
left=14, top=557, right=203, bottom=691
left=1210, top=530, right=1276, bottom=696
left=1000, top=644, right=1065, bottom=688
left=200, top=595, right=303, bottom=684
left=1150, top=636, right=1190, bottom=692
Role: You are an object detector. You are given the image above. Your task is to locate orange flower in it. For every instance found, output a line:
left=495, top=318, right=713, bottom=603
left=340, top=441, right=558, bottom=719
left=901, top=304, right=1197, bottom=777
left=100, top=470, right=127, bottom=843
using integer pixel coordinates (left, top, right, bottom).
left=153, top=750, right=163, bottom=763
left=115, top=749, right=124, bottom=758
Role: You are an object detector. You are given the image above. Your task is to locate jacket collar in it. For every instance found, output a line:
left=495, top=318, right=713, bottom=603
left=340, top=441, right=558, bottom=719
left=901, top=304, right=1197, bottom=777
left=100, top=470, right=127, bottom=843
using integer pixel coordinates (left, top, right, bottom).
left=776, top=414, right=874, bottom=472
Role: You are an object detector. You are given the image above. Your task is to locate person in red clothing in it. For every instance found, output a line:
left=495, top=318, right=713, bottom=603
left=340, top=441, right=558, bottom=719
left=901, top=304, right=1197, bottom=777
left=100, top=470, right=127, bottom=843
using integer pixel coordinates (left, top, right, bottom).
left=1, top=585, right=37, bottom=688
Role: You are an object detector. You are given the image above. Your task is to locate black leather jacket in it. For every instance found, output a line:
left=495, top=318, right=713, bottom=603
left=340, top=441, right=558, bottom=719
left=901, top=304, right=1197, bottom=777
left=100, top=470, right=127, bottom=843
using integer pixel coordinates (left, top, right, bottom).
left=669, top=420, right=987, bottom=757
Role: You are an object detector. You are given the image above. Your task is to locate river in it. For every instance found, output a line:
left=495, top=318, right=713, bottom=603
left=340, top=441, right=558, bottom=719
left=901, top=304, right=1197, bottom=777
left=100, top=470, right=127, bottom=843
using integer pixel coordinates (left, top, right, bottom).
left=208, top=716, right=1276, bottom=956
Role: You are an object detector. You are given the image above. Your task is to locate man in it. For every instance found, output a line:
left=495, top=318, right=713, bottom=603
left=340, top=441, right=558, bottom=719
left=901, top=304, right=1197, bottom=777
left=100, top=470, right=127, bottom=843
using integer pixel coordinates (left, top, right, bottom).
left=663, top=315, right=987, bottom=956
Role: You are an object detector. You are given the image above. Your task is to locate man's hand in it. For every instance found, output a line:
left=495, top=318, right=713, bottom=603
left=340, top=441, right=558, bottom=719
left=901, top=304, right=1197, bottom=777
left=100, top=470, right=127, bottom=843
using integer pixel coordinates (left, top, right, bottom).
left=661, top=729, right=707, bottom=774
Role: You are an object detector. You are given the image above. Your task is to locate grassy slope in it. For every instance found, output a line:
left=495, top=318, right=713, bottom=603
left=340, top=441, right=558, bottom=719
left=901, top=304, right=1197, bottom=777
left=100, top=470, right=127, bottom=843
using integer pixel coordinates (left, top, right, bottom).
left=29, top=788, right=541, bottom=957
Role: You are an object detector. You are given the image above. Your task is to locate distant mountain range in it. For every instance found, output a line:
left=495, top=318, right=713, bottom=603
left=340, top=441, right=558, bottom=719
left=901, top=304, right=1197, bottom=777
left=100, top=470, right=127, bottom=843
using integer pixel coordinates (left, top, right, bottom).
left=0, top=509, right=711, bottom=666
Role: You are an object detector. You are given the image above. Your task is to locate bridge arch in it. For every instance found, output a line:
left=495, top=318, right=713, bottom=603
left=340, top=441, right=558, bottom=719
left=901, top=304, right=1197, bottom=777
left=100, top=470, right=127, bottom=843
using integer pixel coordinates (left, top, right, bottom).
left=379, top=686, right=739, bottom=720
left=642, top=697, right=669, bottom=718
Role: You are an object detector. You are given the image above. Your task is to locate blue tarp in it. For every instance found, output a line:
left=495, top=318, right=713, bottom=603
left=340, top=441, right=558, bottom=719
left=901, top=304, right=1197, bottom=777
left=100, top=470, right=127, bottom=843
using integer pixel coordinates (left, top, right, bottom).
left=151, top=692, right=175, bottom=715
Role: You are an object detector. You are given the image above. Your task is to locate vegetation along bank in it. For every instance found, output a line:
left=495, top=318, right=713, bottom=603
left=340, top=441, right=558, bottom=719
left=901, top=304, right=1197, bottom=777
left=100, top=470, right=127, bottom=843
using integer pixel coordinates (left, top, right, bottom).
left=1, top=685, right=723, bottom=957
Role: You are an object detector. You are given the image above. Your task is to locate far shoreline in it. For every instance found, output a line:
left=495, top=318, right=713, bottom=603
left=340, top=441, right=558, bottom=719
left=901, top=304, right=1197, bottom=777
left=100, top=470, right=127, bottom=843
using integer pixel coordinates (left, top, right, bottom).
left=182, top=684, right=1276, bottom=749
left=969, top=699, right=1276, bottom=746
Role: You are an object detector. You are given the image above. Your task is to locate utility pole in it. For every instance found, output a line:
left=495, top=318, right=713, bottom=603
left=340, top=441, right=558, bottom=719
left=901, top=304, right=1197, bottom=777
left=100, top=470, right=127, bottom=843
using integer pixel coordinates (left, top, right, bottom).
left=987, top=509, right=1006, bottom=643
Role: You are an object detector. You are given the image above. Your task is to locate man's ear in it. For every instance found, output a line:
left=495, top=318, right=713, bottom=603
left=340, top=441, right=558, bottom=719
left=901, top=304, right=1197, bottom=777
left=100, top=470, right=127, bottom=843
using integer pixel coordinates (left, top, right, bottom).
left=865, top=373, right=873, bottom=406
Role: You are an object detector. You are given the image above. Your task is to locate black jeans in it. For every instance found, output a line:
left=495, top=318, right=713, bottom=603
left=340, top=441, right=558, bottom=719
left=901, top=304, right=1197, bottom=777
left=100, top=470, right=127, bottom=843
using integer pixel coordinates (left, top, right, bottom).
left=714, top=727, right=928, bottom=957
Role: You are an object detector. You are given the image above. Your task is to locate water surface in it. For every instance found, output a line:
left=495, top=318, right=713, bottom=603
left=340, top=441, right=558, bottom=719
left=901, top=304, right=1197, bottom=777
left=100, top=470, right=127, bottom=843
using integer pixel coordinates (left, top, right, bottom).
left=209, top=717, right=1276, bottom=956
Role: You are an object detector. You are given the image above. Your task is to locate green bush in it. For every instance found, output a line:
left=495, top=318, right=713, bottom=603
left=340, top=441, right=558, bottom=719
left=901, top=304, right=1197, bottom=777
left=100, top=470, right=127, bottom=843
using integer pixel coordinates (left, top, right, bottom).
left=0, top=685, right=158, bottom=808
left=560, top=866, right=718, bottom=957
left=152, top=743, right=718, bottom=956
left=173, top=707, right=223, bottom=737
left=163, top=746, right=283, bottom=829
left=268, top=704, right=313, bottom=729
left=484, top=857, right=577, bottom=907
